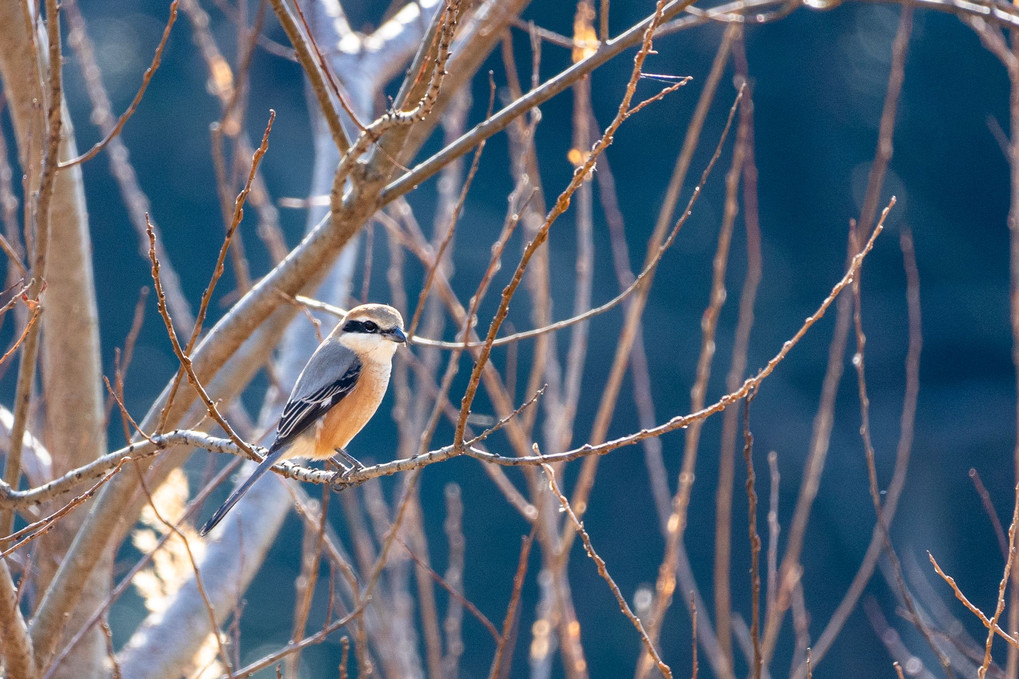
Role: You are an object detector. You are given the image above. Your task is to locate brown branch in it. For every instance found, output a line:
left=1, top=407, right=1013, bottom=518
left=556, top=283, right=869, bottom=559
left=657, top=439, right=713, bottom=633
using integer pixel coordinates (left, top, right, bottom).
left=0, top=295, right=40, bottom=367
left=58, top=0, right=179, bottom=168
left=396, top=535, right=501, bottom=644
left=0, top=558, right=36, bottom=679
left=743, top=393, right=763, bottom=679
left=487, top=529, right=534, bottom=679
left=105, top=287, right=149, bottom=436
left=381, top=0, right=699, bottom=205
left=147, top=219, right=254, bottom=457
left=575, top=35, right=740, bottom=571
left=102, top=376, right=150, bottom=446
left=980, top=483, right=1019, bottom=676
left=1, top=457, right=133, bottom=560
left=130, top=468, right=234, bottom=676
left=543, top=464, right=672, bottom=678
left=266, top=0, right=349, bottom=154
left=929, top=552, right=1019, bottom=649
left=229, top=606, right=369, bottom=679
left=454, top=0, right=685, bottom=448
left=156, top=110, right=275, bottom=432
left=792, top=227, right=924, bottom=678
left=715, top=34, right=761, bottom=677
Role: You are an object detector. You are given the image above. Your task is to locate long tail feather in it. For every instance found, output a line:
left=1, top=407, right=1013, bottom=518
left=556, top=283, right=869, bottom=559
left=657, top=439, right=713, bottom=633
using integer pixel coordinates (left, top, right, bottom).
left=199, top=442, right=286, bottom=536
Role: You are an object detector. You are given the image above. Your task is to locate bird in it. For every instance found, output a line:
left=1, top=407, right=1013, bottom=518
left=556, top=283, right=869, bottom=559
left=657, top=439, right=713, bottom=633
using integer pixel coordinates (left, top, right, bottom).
left=199, top=303, right=407, bottom=536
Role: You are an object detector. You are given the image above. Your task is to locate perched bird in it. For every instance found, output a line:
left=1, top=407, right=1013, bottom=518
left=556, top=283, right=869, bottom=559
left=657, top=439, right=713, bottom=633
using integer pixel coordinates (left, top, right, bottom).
left=199, top=303, right=407, bottom=536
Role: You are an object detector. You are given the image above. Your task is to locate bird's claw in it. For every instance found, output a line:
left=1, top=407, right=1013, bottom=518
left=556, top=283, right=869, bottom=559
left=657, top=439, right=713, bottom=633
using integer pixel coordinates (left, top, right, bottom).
left=327, top=448, right=365, bottom=490
left=332, top=448, right=364, bottom=474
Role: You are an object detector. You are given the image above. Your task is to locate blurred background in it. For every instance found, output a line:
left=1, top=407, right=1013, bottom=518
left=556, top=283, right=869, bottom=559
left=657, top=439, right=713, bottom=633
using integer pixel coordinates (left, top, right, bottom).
left=3, top=0, right=1015, bottom=676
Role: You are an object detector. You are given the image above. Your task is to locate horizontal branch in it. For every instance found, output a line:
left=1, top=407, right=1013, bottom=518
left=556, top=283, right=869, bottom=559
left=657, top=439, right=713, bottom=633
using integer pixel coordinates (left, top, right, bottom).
left=0, top=430, right=238, bottom=508
left=380, top=0, right=697, bottom=204
left=3, top=201, right=887, bottom=520
left=383, top=0, right=1019, bottom=207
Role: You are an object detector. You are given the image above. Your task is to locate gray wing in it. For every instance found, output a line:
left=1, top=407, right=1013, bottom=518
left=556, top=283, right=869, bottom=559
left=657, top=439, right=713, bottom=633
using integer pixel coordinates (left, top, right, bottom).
left=272, top=341, right=362, bottom=452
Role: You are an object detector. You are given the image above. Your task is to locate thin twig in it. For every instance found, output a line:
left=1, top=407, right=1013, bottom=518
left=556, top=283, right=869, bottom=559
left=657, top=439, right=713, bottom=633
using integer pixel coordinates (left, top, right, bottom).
left=266, top=0, right=349, bottom=154
left=229, top=606, right=369, bottom=679
left=744, top=392, right=763, bottom=679
left=59, top=0, right=179, bottom=167
left=542, top=464, right=672, bottom=678
left=980, top=485, right=1019, bottom=676
left=0, top=296, right=40, bottom=367
left=929, top=551, right=1019, bottom=649
left=2, top=204, right=891, bottom=512
left=789, top=195, right=923, bottom=679
left=454, top=0, right=690, bottom=448
left=487, top=529, right=534, bottom=679
left=0, top=457, right=133, bottom=559
left=157, top=110, right=275, bottom=432
left=146, top=219, right=254, bottom=458
left=715, top=37, right=761, bottom=679
left=131, top=467, right=234, bottom=676
left=396, top=536, right=501, bottom=643
left=105, top=287, right=149, bottom=434
left=575, top=35, right=740, bottom=570
left=970, top=468, right=1009, bottom=560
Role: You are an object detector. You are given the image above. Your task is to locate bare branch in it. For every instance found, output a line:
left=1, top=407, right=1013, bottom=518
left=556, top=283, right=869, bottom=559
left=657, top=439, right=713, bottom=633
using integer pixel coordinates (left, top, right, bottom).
left=58, top=0, right=179, bottom=168
left=543, top=464, right=672, bottom=678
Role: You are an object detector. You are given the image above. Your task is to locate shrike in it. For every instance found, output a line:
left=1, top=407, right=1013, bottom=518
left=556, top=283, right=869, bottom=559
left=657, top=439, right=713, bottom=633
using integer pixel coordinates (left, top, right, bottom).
left=199, top=303, right=407, bottom=536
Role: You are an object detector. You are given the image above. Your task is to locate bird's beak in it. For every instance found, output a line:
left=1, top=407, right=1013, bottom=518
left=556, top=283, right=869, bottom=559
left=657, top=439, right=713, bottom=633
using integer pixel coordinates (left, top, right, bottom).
left=387, top=327, right=408, bottom=344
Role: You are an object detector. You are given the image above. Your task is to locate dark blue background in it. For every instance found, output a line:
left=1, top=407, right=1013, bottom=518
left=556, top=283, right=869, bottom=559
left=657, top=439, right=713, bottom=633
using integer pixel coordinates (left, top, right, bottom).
left=4, top=0, right=1015, bottom=676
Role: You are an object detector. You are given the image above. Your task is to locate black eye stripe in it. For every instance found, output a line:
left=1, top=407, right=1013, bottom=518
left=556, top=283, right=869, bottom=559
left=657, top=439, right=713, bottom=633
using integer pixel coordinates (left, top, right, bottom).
left=343, top=319, right=380, bottom=333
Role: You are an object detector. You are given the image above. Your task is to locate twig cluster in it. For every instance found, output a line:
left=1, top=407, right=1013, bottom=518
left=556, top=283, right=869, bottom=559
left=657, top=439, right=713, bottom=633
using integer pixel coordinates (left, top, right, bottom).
left=2, top=1, right=1017, bottom=678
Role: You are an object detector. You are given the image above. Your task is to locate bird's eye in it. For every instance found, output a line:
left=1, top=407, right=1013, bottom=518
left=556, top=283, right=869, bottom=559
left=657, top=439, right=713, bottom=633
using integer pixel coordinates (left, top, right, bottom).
left=363, top=320, right=378, bottom=332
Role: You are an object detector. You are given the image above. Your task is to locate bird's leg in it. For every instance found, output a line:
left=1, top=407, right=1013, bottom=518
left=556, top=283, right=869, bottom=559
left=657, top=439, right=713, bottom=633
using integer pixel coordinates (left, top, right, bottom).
left=330, top=447, right=365, bottom=477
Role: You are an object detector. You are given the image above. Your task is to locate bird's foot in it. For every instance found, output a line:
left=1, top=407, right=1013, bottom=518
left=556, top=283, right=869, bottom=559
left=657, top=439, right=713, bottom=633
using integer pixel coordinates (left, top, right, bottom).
left=329, top=448, right=365, bottom=478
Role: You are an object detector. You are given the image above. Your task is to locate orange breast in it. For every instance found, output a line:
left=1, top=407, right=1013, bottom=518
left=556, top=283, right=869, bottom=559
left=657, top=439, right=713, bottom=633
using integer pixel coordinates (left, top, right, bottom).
left=305, top=362, right=391, bottom=460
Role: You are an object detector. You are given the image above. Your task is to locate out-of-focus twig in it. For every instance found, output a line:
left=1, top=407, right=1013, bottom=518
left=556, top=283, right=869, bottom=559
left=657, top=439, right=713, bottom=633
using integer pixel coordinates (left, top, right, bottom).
left=59, top=0, right=178, bottom=168
left=543, top=464, right=671, bottom=678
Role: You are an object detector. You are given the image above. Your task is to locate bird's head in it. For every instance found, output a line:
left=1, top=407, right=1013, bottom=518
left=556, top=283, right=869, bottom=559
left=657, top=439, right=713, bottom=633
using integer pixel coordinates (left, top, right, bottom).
left=337, top=303, right=407, bottom=359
